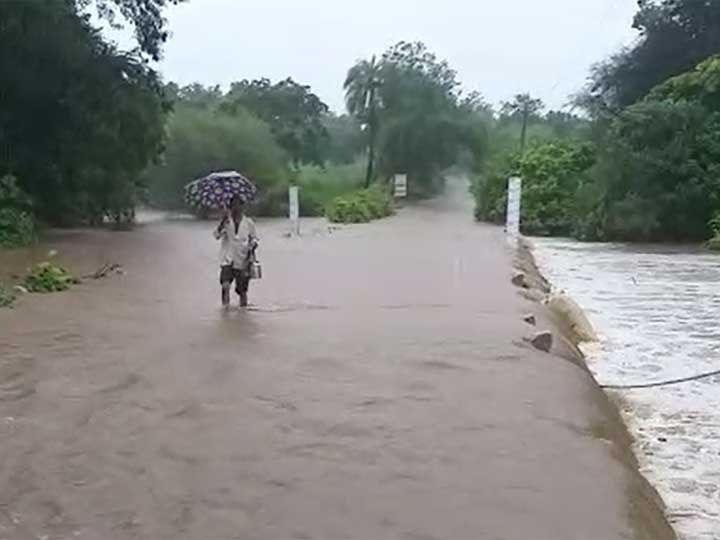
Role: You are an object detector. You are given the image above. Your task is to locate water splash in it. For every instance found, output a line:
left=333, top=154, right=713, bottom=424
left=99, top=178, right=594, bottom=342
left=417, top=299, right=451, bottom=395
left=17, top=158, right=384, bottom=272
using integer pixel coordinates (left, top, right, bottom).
left=533, top=239, right=720, bottom=540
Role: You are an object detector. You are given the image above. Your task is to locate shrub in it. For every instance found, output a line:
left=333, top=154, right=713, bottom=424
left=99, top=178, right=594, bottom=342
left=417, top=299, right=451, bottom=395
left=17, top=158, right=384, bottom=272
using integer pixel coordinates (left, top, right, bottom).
left=592, top=101, right=720, bottom=241
left=0, top=284, right=15, bottom=308
left=473, top=171, right=509, bottom=224
left=0, top=175, right=36, bottom=247
left=296, top=163, right=364, bottom=216
left=707, top=236, right=720, bottom=251
left=326, top=187, right=394, bottom=224
left=518, top=142, right=595, bottom=236
left=23, top=262, right=79, bottom=293
left=706, top=211, right=720, bottom=251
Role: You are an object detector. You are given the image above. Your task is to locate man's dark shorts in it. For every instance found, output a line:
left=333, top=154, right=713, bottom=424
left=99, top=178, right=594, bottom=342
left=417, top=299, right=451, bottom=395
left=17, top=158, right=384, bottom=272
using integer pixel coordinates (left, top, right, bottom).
left=220, top=265, right=250, bottom=293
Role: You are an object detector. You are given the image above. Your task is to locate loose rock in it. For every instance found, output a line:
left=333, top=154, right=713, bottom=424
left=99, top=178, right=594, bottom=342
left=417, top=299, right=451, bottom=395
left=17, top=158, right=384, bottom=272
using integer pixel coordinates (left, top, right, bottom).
left=13, top=285, right=28, bottom=294
left=523, top=314, right=536, bottom=326
left=511, top=272, right=527, bottom=288
left=530, top=331, right=553, bottom=353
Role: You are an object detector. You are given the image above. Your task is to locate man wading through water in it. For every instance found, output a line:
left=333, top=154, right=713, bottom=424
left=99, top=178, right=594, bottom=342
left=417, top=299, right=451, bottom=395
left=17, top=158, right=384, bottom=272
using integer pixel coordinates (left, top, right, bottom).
left=214, top=195, right=258, bottom=308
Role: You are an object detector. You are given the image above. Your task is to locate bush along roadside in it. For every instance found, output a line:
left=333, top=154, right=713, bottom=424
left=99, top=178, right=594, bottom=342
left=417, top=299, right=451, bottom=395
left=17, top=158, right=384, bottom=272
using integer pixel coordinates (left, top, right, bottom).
left=0, top=284, right=15, bottom=308
left=23, top=262, right=79, bottom=293
left=707, top=212, right=720, bottom=251
left=325, top=187, right=394, bottom=224
left=0, top=175, right=37, bottom=248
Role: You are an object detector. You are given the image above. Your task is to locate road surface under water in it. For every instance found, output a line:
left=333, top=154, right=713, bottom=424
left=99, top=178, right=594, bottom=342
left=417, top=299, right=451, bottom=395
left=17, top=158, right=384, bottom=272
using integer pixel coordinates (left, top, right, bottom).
left=534, top=238, right=720, bottom=540
left=0, top=183, right=671, bottom=540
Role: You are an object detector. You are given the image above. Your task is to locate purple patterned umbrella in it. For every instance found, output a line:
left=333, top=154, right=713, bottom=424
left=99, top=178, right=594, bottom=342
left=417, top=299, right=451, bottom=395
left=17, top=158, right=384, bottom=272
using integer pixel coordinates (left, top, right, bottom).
left=184, top=171, right=257, bottom=210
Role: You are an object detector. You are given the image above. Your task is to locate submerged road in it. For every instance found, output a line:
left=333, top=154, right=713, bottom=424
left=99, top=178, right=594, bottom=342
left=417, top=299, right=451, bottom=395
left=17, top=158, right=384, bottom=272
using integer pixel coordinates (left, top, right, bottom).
left=0, top=180, right=673, bottom=539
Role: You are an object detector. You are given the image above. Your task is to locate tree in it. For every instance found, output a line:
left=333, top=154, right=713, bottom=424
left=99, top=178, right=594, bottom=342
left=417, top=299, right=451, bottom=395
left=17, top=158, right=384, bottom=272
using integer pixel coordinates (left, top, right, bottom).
left=460, top=91, right=494, bottom=118
left=582, top=0, right=720, bottom=111
left=224, top=78, right=330, bottom=167
left=593, top=99, right=720, bottom=241
left=85, top=0, right=186, bottom=60
left=172, top=83, right=224, bottom=108
left=349, top=41, right=486, bottom=195
left=344, top=56, right=382, bottom=187
left=0, top=0, right=171, bottom=225
left=321, top=114, right=366, bottom=165
left=648, top=55, right=720, bottom=109
left=145, top=104, right=288, bottom=211
left=500, top=94, right=545, bottom=154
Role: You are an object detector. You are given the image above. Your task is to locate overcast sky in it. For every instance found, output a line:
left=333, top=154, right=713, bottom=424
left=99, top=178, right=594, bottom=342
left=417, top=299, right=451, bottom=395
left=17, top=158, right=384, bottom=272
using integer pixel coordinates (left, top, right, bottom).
left=129, top=0, right=640, bottom=113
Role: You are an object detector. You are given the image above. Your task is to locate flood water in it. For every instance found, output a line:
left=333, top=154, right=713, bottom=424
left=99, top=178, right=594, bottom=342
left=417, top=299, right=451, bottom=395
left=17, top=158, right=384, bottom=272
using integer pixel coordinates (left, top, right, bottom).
left=533, top=238, right=720, bottom=540
left=0, top=183, right=668, bottom=540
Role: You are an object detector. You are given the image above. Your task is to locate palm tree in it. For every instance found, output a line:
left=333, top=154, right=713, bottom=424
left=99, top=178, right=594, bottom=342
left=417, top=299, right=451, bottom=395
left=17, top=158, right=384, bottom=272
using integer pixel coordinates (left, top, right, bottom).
left=500, top=93, right=544, bottom=154
left=344, top=56, right=382, bottom=188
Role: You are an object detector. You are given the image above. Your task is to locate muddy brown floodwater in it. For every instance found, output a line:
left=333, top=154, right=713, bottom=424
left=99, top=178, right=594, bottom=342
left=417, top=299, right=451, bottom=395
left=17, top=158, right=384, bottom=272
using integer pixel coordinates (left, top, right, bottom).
left=0, top=180, right=673, bottom=540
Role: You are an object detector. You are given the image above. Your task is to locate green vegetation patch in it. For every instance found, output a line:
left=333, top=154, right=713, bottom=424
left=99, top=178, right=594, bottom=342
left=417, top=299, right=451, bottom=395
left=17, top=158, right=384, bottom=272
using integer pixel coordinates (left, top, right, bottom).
left=326, top=187, right=394, bottom=224
left=296, top=163, right=365, bottom=217
left=0, top=284, right=15, bottom=308
left=0, top=175, right=36, bottom=248
left=23, top=262, right=79, bottom=293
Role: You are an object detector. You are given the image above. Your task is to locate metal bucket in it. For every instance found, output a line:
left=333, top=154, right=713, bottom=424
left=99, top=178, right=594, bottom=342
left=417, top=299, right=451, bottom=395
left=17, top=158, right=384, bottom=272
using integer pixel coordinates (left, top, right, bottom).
left=249, top=261, right=262, bottom=280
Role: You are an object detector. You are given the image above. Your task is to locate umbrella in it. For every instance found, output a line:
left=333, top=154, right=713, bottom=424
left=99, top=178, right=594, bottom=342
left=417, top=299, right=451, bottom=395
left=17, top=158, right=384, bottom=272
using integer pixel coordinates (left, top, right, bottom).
left=184, top=170, right=257, bottom=210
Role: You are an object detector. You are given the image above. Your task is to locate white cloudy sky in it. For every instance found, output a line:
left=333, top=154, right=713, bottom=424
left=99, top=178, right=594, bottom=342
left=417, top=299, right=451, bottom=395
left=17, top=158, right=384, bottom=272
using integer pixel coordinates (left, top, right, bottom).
left=116, top=0, right=640, bottom=113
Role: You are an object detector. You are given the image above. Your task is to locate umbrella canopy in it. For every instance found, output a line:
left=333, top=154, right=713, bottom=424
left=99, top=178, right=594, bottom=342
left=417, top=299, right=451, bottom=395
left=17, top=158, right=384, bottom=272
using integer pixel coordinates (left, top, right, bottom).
left=184, top=171, right=257, bottom=210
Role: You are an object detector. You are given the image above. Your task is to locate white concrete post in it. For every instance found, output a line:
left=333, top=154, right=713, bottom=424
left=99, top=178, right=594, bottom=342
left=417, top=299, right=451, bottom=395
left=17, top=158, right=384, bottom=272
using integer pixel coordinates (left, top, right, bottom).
left=289, top=185, right=300, bottom=236
left=506, top=176, right=522, bottom=247
left=394, top=174, right=408, bottom=198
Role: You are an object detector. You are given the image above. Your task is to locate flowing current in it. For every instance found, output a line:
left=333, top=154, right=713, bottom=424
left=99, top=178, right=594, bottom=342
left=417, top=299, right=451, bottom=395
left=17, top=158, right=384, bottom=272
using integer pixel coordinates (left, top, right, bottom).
left=533, top=238, right=720, bottom=540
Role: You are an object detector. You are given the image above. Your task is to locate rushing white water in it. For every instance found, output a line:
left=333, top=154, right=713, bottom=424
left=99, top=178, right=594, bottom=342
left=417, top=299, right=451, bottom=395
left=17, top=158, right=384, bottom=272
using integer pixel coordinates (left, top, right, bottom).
left=532, top=238, right=720, bottom=540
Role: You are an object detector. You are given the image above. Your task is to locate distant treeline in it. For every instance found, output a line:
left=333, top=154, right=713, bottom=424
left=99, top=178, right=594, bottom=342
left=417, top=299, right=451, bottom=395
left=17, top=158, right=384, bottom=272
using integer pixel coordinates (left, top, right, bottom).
left=4, top=0, right=720, bottom=248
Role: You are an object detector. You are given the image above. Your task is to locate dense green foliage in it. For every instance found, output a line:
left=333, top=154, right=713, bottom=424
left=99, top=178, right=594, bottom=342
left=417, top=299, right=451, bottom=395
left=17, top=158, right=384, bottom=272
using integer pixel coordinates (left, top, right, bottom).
left=326, top=187, right=394, bottom=224
left=0, top=176, right=36, bottom=247
left=223, top=78, right=330, bottom=166
left=582, top=52, right=720, bottom=242
left=473, top=101, right=592, bottom=233
left=295, top=163, right=365, bottom=216
left=474, top=138, right=595, bottom=236
left=475, top=1, right=720, bottom=244
left=591, top=99, right=720, bottom=241
left=582, top=0, right=720, bottom=112
left=0, top=0, right=174, bottom=230
left=516, top=142, right=595, bottom=237
left=145, top=103, right=289, bottom=212
left=708, top=211, right=720, bottom=250
left=23, top=262, right=79, bottom=293
left=145, top=84, right=368, bottom=218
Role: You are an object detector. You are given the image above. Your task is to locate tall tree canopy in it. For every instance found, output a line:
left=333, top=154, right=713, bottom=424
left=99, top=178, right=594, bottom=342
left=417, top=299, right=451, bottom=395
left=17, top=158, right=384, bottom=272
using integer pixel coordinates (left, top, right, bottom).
left=583, top=0, right=720, bottom=112
left=0, top=0, right=175, bottom=225
left=84, top=0, right=185, bottom=60
left=344, top=56, right=382, bottom=186
left=224, top=78, right=330, bottom=167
